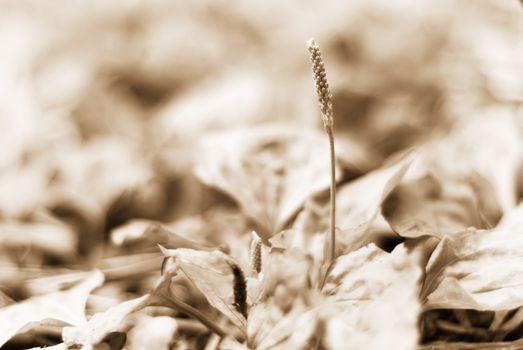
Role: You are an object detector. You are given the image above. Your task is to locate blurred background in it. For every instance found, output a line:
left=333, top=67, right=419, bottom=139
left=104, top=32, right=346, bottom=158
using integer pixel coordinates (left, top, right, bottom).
left=0, top=0, right=522, bottom=342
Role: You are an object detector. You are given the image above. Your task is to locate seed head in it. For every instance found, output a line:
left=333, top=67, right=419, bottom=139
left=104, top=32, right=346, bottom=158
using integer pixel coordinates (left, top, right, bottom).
left=307, top=38, right=333, bottom=131
left=249, top=231, right=262, bottom=275
left=228, top=262, right=248, bottom=318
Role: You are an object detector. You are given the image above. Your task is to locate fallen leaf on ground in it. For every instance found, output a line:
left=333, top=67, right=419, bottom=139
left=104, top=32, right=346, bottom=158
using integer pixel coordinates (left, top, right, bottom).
left=496, top=202, right=523, bottom=234
left=194, top=126, right=346, bottom=239
left=246, top=247, right=321, bottom=349
left=407, top=112, right=522, bottom=213
left=63, top=295, right=149, bottom=348
left=323, top=243, right=421, bottom=350
left=0, top=270, right=103, bottom=347
left=110, top=219, right=220, bottom=251
left=382, top=172, right=501, bottom=239
left=287, top=151, right=414, bottom=259
left=422, top=206, right=523, bottom=311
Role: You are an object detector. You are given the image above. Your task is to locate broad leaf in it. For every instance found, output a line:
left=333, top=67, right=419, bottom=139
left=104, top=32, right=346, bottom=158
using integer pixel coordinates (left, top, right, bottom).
left=288, top=151, right=414, bottom=259
left=407, top=113, right=522, bottom=213
left=249, top=243, right=421, bottom=350
left=246, top=247, right=320, bottom=349
left=0, top=270, right=103, bottom=347
left=497, top=202, right=523, bottom=233
left=323, top=244, right=422, bottom=350
left=382, top=172, right=501, bottom=239
left=422, top=205, right=523, bottom=311
left=194, top=126, right=346, bottom=239
left=111, top=219, right=220, bottom=251
left=160, top=246, right=247, bottom=330
left=63, top=295, right=149, bottom=348
left=248, top=300, right=321, bottom=350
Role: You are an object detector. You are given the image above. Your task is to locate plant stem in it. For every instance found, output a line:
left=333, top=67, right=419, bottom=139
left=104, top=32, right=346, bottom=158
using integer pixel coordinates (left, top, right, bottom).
left=327, top=127, right=336, bottom=262
left=307, top=38, right=337, bottom=264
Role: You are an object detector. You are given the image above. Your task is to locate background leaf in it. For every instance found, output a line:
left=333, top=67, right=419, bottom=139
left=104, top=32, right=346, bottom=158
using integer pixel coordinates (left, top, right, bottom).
left=323, top=244, right=421, bottom=350
left=287, top=151, right=414, bottom=260
left=0, top=270, right=103, bottom=347
left=63, top=295, right=149, bottom=348
left=382, top=172, right=501, bottom=239
left=194, top=125, right=350, bottom=239
left=422, top=204, right=523, bottom=311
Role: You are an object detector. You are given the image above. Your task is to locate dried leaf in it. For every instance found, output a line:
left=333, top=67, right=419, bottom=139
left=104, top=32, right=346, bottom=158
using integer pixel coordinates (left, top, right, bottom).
left=248, top=301, right=320, bottom=350
left=246, top=247, right=321, bottom=349
left=422, top=206, right=523, bottom=311
left=289, top=151, right=414, bottom=258
left=382, top=172, right=501, bottom=239
left=0, top=270, right=104, bottom=347
left=249, top=244, right=421, bottom=350
left=110, top=219, right=219, bottom=251
left=63, top=295, right=149, bottom=348
left=408, top=113, right=522, bottom=213
left=159, top=246, right=247, bottom=330
left=194, top=126, right=344, bottom=239
left=323, top=244, right=421, bottom=350
left=496, top=202, right=523, bottom=234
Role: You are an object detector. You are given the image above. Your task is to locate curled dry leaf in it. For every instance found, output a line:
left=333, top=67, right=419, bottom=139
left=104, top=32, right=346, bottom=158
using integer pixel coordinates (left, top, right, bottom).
left=0, top=270, right=104, bottom=347
left=422, top=204, right=523, bottom=311
left=382, top=172, right=501, bottom=239
left=159, top=246, right=247, bottom=331
left=63, top=295, right=149, bottom=348
left=110, top=219, right=220, bottom=251
left=288, top=151, right=414, bottom=259
left=407, top=112, right=522, bottom=213
left=322, top=244, right=422, bottom=350
left=194, top=126, right=346, bottom=240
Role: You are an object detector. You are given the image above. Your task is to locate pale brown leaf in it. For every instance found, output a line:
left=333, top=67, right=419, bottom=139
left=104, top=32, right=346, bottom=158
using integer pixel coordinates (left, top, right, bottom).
left=422, top=206, right=523, bottom=311
left=160, top=246, right=247, bottom=330
left=382, top=172, right=501, bottom=239
left=323, top=244, right=421, bottom=350
left=0, top=270, right=104, bottom=347
left=63, top=295, right=149, bottom=348
left=110, top=219, right=219, bottom=251
left=194, top=126, right=345, bottom=239
left=408, top=113, right=522, bottom=213
left=288, top=151, right=414, bottom=259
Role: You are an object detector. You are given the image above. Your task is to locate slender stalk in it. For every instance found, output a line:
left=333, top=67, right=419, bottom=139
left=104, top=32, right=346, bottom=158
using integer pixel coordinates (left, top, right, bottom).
left=327, top=127, right=336, bottom=261
left=307, top=38, right=336, bottom=262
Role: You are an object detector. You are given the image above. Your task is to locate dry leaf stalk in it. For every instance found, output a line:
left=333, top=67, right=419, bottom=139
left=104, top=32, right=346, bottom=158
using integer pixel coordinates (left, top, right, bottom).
left=307, top=38, right=336, bottom=263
